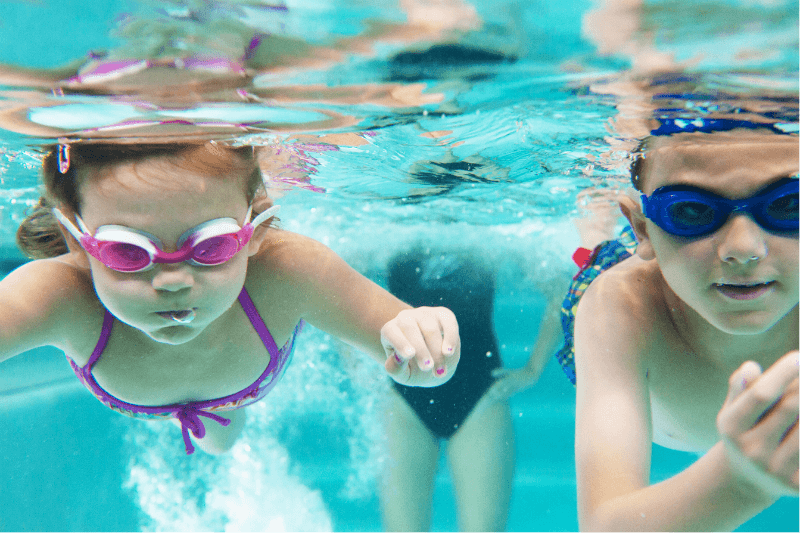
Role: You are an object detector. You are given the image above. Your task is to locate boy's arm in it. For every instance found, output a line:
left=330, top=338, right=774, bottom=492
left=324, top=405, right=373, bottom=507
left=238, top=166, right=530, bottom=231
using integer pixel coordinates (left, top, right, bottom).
left=0, top=259, right=86, bottom=361
left=574, top=273, right=781, bottom=531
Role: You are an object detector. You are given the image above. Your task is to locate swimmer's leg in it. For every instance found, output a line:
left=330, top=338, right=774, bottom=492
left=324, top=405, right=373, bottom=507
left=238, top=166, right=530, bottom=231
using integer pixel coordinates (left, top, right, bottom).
left=169, top=408, right=246, bottom=455
left=447, top=398, right=515, bottom=531
left=380, top=389, right=440, bottom=532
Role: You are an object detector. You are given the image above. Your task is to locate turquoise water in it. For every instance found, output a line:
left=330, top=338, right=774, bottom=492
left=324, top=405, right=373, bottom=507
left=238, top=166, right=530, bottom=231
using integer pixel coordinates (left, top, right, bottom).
left=1, top=0, right=798, bottom=531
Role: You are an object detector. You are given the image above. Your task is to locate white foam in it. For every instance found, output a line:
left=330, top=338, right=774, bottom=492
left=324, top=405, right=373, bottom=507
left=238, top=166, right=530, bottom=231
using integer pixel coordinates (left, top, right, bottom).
left=123, top=326, right=389, bottom=532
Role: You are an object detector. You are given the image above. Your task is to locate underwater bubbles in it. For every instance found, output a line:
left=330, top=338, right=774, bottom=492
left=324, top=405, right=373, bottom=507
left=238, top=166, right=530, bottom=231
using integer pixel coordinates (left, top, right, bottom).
left=123, top=326, right=390, bottom=532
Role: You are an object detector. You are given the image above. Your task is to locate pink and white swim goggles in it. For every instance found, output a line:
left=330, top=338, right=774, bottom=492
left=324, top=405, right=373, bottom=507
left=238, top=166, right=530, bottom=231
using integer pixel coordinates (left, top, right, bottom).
left=52, top=205, right=280, bottom=273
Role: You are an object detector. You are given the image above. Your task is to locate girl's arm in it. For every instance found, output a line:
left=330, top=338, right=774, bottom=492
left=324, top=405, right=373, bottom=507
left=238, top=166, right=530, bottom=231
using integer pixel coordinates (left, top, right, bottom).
left=0, top=259, right=92, bottom=361
left=573, top=273, right=784, bottom=532
left=254, top=232, right=460, bottom=387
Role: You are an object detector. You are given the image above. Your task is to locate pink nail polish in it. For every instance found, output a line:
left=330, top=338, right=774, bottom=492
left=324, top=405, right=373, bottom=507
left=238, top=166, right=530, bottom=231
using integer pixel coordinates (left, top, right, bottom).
left=394, top=353, right=403, bottom=364
left=436, top=367, right=446, bottom=376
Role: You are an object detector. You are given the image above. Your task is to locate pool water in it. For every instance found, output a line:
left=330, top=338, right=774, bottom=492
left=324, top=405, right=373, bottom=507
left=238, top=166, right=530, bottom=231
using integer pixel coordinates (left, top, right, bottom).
left=1, top=0, right=798, bottom=531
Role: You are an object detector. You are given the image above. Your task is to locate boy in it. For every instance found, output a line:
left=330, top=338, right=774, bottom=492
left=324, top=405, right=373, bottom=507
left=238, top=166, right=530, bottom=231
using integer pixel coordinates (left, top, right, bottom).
left=562, top=128, right=798, bottom=530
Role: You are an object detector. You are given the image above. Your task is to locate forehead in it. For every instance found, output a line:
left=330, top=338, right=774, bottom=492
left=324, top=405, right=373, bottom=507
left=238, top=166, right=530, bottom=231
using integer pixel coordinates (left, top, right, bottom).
left=642, top=131, right=799, bottom=194
left=79, top=145, right=253, bottom=198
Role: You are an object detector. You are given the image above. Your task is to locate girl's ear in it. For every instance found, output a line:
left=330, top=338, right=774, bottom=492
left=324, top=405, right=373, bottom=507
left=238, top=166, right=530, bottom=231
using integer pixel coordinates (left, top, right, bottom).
left=619, top=194, right=656, bottom=260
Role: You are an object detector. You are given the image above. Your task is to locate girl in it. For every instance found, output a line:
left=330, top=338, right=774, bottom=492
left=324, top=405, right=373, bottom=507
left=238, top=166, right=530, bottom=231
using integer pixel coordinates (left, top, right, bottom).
left=1, top=140, right=460, bottom=455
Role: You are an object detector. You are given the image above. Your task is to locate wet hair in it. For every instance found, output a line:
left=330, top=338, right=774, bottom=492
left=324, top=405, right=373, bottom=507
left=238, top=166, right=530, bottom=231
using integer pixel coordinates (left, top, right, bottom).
left=16, top=142, right=265, bottom=259
left=629, top=137, right=650, bottom=192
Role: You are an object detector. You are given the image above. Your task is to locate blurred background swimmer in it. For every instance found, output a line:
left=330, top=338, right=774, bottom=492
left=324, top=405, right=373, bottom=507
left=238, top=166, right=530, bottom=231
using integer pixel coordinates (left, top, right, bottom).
left=380, top=247, right=561, bottom=531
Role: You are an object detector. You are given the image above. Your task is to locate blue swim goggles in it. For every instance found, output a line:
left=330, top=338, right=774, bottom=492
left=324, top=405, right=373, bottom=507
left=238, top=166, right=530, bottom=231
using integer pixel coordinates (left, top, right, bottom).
left=641, top=178, right=799, bottom=237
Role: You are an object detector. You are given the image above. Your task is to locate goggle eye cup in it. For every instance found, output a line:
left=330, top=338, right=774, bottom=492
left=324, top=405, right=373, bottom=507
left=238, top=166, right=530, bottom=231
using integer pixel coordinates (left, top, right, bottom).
left=762, top=191, right=799, bottom=224
left=99, top=242, right=154, bottom=272
left=189, top=235, right=241, bottom=265
left=666, top=200, right=718, bottom=228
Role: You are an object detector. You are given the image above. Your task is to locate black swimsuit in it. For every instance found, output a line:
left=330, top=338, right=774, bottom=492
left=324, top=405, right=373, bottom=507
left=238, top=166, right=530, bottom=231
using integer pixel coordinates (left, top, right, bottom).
left=387, top=251, right=500, bottom=439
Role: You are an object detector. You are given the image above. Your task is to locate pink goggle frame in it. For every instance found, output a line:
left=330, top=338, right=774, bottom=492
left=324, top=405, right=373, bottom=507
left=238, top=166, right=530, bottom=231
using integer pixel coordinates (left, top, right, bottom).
left=52, top=205, right=280, bottom=272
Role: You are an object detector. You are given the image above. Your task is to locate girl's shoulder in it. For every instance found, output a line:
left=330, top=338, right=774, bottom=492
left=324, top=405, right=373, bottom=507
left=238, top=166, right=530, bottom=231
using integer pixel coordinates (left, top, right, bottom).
left=244, top=229, right=338, bottom=317
left=0, top=255, right=104, bottom=355
left=5, top=254, right=96, bottom=302
left=250, top=228, right=340, bottom=278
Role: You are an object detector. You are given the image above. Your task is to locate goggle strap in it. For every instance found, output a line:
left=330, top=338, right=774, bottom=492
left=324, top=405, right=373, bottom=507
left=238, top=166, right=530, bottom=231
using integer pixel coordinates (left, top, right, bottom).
left=51, top=208, right=87, bottom=242
left=250, top=205, right=281, bottom=229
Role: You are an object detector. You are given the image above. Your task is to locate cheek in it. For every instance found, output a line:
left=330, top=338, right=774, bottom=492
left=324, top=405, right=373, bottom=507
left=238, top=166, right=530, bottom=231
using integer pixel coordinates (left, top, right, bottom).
left=650, top=235, right=714, bottom=306
left=209, top=254, right=249, bottom=285
left=89, top=264, right=147, bottom=304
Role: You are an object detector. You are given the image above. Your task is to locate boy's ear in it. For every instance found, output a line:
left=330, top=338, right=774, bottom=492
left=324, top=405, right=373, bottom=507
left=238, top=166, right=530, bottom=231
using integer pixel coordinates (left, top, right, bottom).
left=619, top=194, right=656, bottom=260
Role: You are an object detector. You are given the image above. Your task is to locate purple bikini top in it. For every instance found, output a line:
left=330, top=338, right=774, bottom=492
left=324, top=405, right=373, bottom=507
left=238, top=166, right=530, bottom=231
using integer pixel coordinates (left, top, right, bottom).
left=66, top=288, right=301, bottom=454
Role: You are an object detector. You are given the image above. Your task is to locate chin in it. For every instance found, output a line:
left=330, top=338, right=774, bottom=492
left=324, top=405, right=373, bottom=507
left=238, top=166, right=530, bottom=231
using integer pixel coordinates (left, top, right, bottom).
left=146, top=325, right=205, bottom=345
left=707, top=310, right=789, bottom=336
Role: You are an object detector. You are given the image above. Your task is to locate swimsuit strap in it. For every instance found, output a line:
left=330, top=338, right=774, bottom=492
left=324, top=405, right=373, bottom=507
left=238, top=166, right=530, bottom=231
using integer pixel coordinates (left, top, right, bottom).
left=175, top=406, right=231, bottom=455
left=83, top=310, right=115, bottom=371
left=238, top=287, right=281, bottom=360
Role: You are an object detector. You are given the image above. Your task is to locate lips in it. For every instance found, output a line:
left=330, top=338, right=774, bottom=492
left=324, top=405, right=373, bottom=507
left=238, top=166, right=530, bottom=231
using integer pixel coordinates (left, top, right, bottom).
left=713, top=281, right=775, bottom=300
left=156, top=308, right=197, bottom=323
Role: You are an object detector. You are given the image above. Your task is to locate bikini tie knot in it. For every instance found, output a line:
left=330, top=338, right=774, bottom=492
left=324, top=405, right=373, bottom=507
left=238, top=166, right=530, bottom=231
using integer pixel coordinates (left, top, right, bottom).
left=175, top=406, right=231, bottom=455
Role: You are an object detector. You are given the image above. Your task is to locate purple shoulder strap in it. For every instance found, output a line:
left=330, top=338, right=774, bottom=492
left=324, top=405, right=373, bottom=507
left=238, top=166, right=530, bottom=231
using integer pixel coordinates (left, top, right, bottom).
left=238, top=287, right=280, bottom=360
left=83, top=310, right=115, bottom=371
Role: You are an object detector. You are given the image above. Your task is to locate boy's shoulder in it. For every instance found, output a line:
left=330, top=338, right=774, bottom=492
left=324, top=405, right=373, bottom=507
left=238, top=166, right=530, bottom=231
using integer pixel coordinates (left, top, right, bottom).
left=576, top=254, right=672, bottom=348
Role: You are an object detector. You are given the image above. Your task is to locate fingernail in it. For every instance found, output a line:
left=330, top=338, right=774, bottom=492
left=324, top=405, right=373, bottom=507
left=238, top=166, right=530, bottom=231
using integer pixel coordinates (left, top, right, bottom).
left=423, top=359, right=433, bottom=369
left=435, top=366, right=446, bottom=376
left=394, top=353, right=403, bottom=364
left=444, top=345, right=454, bottom=355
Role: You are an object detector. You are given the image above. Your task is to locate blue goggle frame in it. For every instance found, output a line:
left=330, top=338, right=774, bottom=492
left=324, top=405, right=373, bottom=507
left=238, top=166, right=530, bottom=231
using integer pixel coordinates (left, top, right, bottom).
left=641, top=178, right=799, bottom=237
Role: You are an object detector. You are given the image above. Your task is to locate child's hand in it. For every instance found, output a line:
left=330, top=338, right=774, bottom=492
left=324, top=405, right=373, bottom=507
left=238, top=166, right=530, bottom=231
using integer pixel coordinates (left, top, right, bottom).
left=381, top=306, right=460, bottom=387
left=717, top=351, right=799, bottom=498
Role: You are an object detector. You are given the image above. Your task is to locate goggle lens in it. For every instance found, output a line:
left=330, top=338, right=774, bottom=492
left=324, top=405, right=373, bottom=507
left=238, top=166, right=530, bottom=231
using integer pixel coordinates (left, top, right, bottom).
left=765, top=191, right=798, bottom=223
left=100, top=242, right=152, bottom=272
left=666, top=201, right=716, bottom=231
left=190, top=235, right=240, bottom=265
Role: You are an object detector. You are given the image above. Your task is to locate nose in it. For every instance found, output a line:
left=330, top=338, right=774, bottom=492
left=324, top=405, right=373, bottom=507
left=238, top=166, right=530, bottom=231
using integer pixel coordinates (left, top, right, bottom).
left=716, top=212, right=768, bottom=265
left=151, top=262, right=195, bottom=292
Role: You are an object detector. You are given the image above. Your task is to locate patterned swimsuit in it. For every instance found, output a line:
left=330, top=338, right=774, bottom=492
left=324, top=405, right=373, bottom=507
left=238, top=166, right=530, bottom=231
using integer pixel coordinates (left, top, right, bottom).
left=555, top=226, right=638, bottom=385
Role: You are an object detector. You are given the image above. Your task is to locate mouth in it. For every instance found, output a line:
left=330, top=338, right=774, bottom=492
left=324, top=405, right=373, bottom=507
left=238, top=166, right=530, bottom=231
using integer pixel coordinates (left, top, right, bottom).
left=713, top=281, right=776, bottom=301
left=156, top=308, right=197, bottom=324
